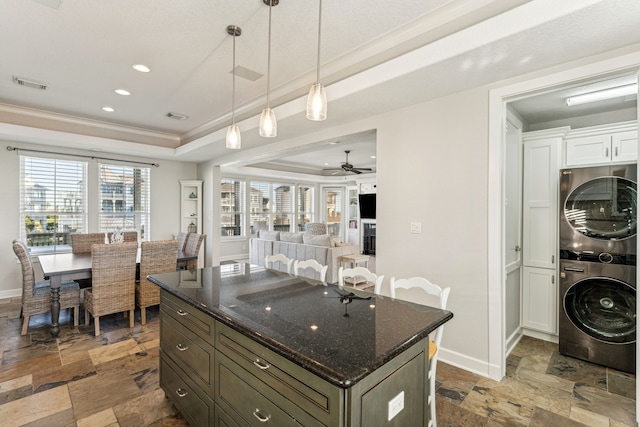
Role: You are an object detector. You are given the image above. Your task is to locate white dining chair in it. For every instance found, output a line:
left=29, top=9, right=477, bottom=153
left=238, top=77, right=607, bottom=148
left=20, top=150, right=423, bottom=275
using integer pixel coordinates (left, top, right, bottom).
left=338, top=266, right=383, bottom=293
left=293, top=259, right=328, bottom=282
left=265, top=254, right=293, bottom=274
left=390, top=276, right=450, bottom=427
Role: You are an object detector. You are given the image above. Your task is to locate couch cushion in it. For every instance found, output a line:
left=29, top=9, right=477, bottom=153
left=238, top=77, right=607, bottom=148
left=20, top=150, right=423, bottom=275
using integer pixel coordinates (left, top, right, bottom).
left=303, top=233, right=331, bottom=247
left=280, top=232, right=304, bottom=243
left=259, top=230, right=280, bottom=241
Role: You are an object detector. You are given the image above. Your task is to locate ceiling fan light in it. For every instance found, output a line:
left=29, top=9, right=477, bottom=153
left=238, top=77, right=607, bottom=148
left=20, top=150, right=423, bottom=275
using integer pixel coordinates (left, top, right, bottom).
left=226, top=124, right=241, bottom=149
left=259, top=108, right=277, bottom=137
left=306, top=83, right=327, bottom=121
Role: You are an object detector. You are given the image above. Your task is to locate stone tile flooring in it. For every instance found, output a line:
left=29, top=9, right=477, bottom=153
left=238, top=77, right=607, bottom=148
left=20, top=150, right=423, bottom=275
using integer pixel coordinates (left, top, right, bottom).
left=0, top=296, right=635, bottom=426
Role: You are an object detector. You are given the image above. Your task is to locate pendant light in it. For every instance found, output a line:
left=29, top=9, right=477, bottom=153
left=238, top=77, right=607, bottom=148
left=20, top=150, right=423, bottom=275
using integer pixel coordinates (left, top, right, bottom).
left=259, top=0, right=277, bottom=137
left=306, top=0, right=327, bottom=121
left=226, top=25, right=242, bottom=149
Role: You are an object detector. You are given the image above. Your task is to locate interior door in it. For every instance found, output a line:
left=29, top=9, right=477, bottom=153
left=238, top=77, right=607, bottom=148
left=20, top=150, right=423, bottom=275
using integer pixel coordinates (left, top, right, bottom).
left=504, top=114, right=523, bottom=348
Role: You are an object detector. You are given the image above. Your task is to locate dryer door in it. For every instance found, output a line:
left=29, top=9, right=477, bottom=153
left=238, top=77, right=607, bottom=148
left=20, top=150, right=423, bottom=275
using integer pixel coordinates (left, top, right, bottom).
left=564, top=176, right=637, bottom=240
left=564, top=277, right=636, bottom=344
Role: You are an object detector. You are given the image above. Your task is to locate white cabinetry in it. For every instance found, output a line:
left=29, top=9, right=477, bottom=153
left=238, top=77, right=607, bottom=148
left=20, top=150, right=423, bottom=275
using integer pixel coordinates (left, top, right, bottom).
left=180, top=180, right=202, bottom=235
left=521, top=129, right=564, bottom=335
left=521, top=266, right=557, bottom=334
left=347, top=187, right=358, bottom=245
left=565, top=122, right=637, bottom=166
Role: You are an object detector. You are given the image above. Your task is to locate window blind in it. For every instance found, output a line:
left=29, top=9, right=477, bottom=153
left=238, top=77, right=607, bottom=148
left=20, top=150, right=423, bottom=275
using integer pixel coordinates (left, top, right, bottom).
left=20, top=156, right=87, bottom=253
left=98, top=163, right=150, bottom=239
left=221, top=179, right=245, bottom=237
left=297, top=185, right=314, bottom=231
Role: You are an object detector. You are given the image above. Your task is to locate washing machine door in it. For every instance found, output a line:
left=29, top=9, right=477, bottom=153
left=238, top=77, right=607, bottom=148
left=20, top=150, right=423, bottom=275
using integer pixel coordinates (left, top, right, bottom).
left=564, top=176, right=637, bottom=240
left=564, top=277, right=636, bottom=344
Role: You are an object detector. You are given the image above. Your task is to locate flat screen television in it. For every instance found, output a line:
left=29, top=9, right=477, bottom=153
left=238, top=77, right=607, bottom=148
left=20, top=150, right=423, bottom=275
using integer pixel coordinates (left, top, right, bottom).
left=358, top=193, right=376, bottom=219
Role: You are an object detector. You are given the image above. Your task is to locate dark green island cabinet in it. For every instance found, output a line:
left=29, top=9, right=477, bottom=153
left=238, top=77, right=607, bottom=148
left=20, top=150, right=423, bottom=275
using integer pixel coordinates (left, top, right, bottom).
left=149, top=264, right=453, bottom=427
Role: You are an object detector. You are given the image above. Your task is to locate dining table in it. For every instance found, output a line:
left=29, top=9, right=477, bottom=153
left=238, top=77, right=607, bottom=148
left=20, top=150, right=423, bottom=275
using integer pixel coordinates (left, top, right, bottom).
left=38, top=249, right=197, bottom=337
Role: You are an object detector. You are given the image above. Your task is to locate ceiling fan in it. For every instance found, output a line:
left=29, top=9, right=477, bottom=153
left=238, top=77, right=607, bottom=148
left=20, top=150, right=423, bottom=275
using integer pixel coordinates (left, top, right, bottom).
left=324, top=150, right=372, bottom=175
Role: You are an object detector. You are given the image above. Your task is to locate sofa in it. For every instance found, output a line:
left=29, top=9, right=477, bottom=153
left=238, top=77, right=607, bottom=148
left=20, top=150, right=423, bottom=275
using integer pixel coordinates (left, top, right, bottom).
left=249, top=230, right=359, bottom=284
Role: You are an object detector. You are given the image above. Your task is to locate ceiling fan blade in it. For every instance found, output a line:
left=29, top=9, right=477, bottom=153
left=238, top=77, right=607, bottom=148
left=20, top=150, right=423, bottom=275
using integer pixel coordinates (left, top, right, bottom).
left=354, top=168, right=372, bottom=172
left=352, top=169, right=362, bottom=174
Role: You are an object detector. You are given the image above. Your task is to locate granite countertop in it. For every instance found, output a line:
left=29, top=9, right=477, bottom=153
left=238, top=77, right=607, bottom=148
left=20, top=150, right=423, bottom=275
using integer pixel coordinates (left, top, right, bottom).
left=149, top=263, right=453, bottom=388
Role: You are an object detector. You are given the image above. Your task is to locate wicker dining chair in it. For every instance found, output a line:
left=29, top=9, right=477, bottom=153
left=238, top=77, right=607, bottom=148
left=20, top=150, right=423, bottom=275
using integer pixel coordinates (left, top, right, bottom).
left=12, top=240, right=80, bottom=335
left=176, top=232, right=188, bottom=252
left=84, top=242, right=138, bottom=336
left=136, top=240, right=179, bottom=325
left=182, top=232, right=204, bottom=270
left=71, top=233, right=106, bottom=254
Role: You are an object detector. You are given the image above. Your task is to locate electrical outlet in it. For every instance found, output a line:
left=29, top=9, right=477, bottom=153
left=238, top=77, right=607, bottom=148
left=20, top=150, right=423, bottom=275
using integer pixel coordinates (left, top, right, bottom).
left=388, top=391, right=404, bottom=421
left=410, top=221, right=422, bottom=234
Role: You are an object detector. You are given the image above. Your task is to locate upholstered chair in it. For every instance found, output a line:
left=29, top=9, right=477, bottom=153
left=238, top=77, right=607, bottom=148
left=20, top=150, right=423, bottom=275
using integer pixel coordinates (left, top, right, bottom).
left=136, top=240, right=179, bottom=324
left=12, top=240, right=80, bottom=335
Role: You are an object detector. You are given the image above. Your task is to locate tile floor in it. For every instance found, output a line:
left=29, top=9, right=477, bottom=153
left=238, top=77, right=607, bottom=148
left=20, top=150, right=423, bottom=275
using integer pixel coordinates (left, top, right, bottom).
left=0, top=296, right=635, bottom=426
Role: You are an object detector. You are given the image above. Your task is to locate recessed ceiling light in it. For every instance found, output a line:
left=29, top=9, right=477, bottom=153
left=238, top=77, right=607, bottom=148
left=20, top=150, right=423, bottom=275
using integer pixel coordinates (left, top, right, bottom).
left=102, top=106, right=115, bottom=112
left=132, top=64, right=151, bottom=73
left=115, top=89, right=131, bottom=96
left=370, top=155, right=376, bottom=159
left=329, top=141, right=339, bottom=145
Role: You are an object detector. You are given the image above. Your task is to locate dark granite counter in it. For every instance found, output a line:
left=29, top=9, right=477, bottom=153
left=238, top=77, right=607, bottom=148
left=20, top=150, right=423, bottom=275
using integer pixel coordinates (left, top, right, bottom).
left=149, top=263, right=453, bottom=388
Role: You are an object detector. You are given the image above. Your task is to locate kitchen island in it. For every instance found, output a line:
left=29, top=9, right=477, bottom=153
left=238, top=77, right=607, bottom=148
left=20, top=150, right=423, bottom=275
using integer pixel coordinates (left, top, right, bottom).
left=148, top=263, right=453, bottom=426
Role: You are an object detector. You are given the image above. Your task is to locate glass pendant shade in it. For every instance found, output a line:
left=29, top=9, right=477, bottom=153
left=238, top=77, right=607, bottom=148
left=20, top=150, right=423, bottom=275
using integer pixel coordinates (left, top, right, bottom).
left=226, top=124, right=241, bottom=149
left=306, top=83, right=327, bottom=121
left=259, top=107, right=277, bottom=137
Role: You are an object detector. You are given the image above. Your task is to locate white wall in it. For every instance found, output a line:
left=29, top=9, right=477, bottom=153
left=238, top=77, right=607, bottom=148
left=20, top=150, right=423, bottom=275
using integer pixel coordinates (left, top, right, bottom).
left=374, top=87, right=491, bottom=370
left=0, top=140, right=198, bottom=297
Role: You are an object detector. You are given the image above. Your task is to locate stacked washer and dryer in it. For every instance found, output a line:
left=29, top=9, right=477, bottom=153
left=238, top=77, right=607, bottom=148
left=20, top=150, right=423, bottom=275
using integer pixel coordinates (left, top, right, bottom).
left=559, top=164, right=636, bottom=373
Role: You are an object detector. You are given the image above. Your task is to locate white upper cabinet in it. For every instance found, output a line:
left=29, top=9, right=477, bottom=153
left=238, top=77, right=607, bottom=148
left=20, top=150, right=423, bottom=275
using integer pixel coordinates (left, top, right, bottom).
left=565, top=122, right=637, bottom=166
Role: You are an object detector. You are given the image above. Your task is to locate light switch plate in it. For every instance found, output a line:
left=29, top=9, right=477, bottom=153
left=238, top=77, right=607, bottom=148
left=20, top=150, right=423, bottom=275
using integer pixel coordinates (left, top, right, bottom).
left=410, top=222, right=422, bottom=234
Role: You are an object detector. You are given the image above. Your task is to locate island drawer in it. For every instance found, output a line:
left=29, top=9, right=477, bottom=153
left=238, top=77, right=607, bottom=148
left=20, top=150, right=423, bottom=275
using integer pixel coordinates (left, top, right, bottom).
left=216, top=323, right=341, bottom=426
left=216, top=350, right=308, bottom=427
left=161, top=291, right=215, bottom=342
left=161, top=314, right=215, bottom=395
left=160, top=352, right=214, bottom=427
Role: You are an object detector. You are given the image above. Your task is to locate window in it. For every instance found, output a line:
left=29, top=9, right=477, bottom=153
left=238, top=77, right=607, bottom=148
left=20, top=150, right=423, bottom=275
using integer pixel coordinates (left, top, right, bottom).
left=20, top=156, right=87, bottom=253
left=221, top=179, right=245, bottom=237
left=98, top=163, right=150, bottom=239
left=297, top=185, right=314, bottom=231
left=247, top=181, right=304, bottom=236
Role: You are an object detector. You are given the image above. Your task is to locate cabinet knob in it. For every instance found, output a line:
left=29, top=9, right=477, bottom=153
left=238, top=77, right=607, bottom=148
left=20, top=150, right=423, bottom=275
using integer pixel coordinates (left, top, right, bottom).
left=514, top=245, right=521, bottom=252
left=253, top=408, right=271, bottom=423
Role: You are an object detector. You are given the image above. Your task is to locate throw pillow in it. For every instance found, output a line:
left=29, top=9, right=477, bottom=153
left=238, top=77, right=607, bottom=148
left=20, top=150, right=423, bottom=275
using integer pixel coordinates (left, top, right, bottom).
left=259, top=230, right=280, bottom=241
left=280, top=232, right=304, bottom=243
left=303, top=233, right=331, bottom=247
left=305, top=222, right=327, bottom=235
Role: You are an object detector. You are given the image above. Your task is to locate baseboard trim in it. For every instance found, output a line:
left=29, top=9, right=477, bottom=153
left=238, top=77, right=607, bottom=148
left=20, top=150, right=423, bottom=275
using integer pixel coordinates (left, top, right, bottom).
left=522, top=328, right=559, bottom=344
left=0, top=289, right=22, bottom=299
left=438, top=347, right=498, bottom=380
left=506, top=328, right=523, bottom=357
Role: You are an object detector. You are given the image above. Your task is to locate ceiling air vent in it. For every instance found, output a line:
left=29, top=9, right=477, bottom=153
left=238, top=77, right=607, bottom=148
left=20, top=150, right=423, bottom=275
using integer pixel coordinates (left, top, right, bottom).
left=166, top=112, right=189, bottom=120
left=13, top=76, right=47, bottom=90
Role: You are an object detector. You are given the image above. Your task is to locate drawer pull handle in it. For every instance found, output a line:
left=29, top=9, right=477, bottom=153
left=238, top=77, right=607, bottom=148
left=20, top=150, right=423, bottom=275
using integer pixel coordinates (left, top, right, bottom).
left=176, top=343, right=188, bottom=351
left=253, top=408, right=271, bottom=423
left=176, top=309, right=188, bottom=316
left=253, top=359, right=270, bottom=370
left=175, top=388, right=188, bottom=398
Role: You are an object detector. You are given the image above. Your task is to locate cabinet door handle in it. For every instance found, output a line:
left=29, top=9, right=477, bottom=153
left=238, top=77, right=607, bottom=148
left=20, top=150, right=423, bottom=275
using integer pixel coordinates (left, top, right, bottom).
left=253, top=409, right=271, bottom=423
left=175, top=388, right=188, bottom=398
left=615, top=146, right=619, bottom=157
left=253, top=359, right=271, bottom=370
left=176, top=343, right=188, bottom=351
left=606, top=147, right=609, bottom=157
left=176, top=309, right=188, bottom=316
left=551, top=275, right=555, bottom=284
left=551, top=255, right=555, bottom=264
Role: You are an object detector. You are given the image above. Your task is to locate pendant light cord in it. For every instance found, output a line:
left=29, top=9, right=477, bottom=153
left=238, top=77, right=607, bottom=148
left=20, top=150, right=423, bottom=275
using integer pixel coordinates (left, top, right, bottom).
left=266, top=1, right=273, bottom=108
left=316, top=0, right=322, bottom=84
left=231, top=30, right=237, bottom=125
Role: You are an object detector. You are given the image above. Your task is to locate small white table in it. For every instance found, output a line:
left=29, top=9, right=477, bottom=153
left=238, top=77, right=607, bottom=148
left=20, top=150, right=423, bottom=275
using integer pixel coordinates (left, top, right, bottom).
left=340, top=254, right=371, bottom=269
